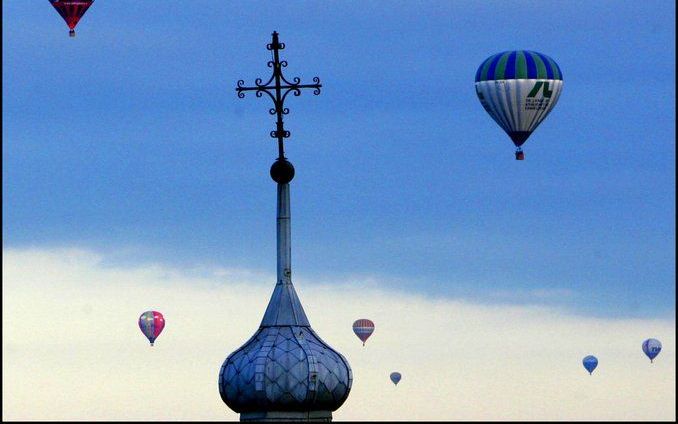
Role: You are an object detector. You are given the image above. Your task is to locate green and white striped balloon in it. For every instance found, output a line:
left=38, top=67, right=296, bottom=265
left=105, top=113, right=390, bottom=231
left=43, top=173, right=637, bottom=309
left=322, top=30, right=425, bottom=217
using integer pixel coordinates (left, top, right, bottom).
left=475, top=50, right=564, bottom=157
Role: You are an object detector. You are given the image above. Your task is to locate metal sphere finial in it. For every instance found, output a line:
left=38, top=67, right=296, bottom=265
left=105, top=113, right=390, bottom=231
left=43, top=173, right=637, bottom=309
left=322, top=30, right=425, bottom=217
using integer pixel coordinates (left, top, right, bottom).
left=270, top=158, right=295, bottom=183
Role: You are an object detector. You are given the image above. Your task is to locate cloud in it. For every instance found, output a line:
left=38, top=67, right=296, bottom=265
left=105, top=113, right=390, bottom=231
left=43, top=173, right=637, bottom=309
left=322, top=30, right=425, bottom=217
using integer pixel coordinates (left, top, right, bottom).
left=488, top=287, right=576, bottom=301
left=2, top=247, right=675, bottom=421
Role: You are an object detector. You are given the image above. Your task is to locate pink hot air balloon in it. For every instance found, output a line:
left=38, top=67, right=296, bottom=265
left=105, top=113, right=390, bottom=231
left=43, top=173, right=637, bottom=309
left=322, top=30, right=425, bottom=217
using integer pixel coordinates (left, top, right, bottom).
left=138, top=310, right=165, bottom=346
left=352, top=319, right=375, bottom=346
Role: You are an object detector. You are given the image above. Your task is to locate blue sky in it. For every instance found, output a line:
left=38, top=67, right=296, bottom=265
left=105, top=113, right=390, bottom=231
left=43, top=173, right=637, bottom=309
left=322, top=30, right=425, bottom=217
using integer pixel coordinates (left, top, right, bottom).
left=3, top=1, right=675, bottom=318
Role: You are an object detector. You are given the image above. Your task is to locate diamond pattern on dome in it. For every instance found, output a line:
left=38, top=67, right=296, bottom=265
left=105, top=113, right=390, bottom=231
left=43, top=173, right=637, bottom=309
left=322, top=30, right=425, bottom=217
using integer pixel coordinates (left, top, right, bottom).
left=219, top=325, right=352, bottom=414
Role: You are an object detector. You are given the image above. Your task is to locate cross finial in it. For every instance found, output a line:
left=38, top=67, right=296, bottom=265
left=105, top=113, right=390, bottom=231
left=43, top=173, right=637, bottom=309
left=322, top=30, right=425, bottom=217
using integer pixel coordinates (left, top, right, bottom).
left=236, top=31, right=322, bottom=159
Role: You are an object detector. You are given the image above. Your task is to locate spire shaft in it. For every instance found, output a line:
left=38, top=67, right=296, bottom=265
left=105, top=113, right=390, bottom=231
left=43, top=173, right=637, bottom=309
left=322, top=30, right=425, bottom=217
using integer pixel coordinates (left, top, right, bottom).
left=277, top=183, right=291, bottom=283
left=260, top=183, right=310, bottom=327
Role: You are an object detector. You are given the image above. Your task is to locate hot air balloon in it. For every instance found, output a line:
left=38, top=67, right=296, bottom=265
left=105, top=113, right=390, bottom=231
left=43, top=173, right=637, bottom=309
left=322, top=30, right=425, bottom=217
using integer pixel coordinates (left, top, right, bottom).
left=475, top=50, right=564, bottom=160
left=138, top=310, right=165, bottom=346
left=390, top=372, right=402, bottom=386
left=49, top=0, right=94, bottom=37
left=582, top=355, right=598, bottom=375
left=642, top=338, right=662, bottom=363
left=352, top=319, right=375, bottom=346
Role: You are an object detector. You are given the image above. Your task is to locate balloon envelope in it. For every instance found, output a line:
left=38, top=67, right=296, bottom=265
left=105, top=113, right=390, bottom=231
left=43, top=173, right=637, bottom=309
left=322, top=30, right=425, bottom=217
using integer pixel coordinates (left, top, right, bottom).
left=642, top=338, right=662, bottom=362
left=582, top=355, right=598, bottom=375
left=390, top=372, right=402, bottom=385
left=352, top=319, right=375, bottom=346
left=49, top=0, right=94, bottom=35
left=139, top=311, right=165, bottom=346
left=475, top=50, right=563, bottom=153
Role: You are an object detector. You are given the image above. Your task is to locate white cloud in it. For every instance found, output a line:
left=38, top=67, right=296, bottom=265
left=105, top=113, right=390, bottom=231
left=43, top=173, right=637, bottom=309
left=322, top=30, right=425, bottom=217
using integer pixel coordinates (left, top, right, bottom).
left=488, top=287, right=576, bottom=301
left=2, top=247, right=675, bottom=421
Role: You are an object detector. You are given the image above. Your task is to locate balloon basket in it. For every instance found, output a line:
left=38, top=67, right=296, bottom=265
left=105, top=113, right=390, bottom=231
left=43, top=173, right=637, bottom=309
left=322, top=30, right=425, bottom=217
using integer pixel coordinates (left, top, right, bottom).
left=69, top=30, right=75, bottom=37
left=515, top=151, right=525, bottom=160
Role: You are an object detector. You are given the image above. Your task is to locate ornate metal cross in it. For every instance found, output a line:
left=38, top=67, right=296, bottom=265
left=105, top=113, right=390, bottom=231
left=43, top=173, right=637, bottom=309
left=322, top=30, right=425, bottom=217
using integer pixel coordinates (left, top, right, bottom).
left=236, top=31, right=322, bottom=159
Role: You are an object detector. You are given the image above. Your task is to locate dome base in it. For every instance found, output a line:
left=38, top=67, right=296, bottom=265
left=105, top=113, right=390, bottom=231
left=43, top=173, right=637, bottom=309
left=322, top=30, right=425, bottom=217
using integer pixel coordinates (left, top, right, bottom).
left=241, top=410, right=332, bottom=422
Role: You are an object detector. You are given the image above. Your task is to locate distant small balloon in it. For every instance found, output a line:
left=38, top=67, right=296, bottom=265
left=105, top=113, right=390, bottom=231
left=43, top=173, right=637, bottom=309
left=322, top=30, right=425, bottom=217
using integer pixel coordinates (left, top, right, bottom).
left=352, top=319, right=375, bottom=346
left=139, top=310, right=165, bottom=346
left=642, top=338, right=662, bottom=363
left=582, top=355, right=598, bottom=375
left=390, top=372, right=402, bottom=386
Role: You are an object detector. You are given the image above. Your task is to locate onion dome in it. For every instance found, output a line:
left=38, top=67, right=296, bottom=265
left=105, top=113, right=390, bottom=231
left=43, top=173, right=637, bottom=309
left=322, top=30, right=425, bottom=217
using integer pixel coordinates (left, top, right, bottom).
left=218, top=183, right=352, bottom=422
left=218, top=324, right=352, bottom=421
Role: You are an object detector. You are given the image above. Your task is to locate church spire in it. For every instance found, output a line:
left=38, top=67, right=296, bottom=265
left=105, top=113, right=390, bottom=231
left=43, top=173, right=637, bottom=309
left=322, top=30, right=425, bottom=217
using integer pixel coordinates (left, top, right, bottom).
left=219, top=32, right=352, bottom=422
